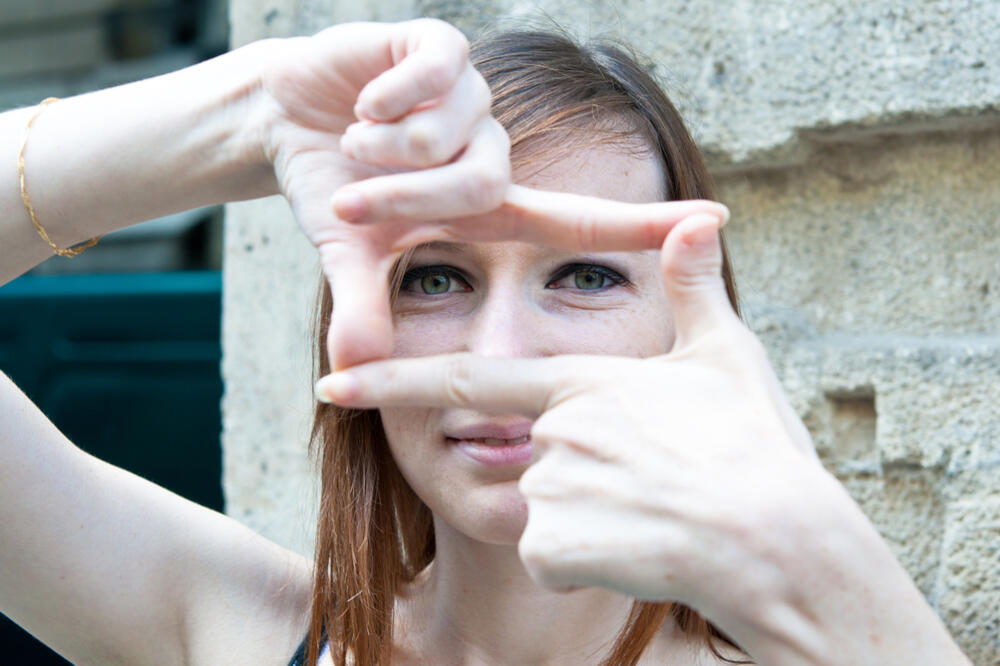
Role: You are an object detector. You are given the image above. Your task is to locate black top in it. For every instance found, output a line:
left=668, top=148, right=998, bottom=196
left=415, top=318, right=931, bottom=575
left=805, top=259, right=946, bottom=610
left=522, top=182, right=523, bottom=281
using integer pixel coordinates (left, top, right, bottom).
left=288, top=636, right=309, bottom=666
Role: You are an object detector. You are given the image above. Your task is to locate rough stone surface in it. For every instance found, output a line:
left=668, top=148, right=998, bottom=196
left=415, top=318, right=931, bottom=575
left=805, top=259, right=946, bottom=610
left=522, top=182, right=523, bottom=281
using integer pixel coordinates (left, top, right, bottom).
left=222, top=196, right=320, bottom=556
left=224, top=0, right=1000, bottom=661
left=412, top=0, right=1000, bottom=169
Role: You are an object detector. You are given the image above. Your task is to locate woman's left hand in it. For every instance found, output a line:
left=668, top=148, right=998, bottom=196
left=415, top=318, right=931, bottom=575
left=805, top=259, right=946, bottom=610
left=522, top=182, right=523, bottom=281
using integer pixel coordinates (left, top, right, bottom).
left=316, top=213, right=970, bottom=665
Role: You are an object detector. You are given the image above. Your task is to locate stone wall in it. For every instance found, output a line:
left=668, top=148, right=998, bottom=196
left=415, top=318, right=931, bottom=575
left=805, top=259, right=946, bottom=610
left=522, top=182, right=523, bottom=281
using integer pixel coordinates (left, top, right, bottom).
left=223, top=1, right=1000, bottom=662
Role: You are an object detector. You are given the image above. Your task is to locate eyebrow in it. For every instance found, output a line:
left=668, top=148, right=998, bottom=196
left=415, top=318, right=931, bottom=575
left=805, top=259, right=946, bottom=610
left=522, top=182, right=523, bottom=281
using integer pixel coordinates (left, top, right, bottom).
left=415, top=240, right=469, bottom=254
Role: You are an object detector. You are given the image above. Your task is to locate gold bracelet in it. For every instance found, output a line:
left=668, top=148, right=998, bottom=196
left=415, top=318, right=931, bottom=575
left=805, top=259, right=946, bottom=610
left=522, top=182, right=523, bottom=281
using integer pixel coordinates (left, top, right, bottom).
left=18, top=97, right=101, bottom=258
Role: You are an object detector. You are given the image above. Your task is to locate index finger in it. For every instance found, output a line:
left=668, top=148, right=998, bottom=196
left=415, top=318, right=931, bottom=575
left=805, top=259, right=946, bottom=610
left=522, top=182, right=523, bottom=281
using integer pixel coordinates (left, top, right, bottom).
left=314, top=353, right=581, bottom=415
left=483, top=185, right=730, bottom=251
left=345, top=183, right=730, bottom=252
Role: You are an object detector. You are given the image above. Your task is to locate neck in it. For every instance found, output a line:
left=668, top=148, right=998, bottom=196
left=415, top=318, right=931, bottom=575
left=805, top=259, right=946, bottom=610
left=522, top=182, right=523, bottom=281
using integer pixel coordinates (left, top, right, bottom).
left=396, top=515, right=643, bottom=665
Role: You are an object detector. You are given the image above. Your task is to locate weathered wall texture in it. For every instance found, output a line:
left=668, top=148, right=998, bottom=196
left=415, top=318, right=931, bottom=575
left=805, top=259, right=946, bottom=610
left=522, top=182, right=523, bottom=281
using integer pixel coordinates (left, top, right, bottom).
left=223, top=1, right=1000, bottom=662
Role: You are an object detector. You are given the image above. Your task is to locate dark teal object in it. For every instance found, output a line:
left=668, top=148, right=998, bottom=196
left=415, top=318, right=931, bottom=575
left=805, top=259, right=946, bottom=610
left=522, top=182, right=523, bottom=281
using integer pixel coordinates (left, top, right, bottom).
left=0, top=271, right=224, bottom=664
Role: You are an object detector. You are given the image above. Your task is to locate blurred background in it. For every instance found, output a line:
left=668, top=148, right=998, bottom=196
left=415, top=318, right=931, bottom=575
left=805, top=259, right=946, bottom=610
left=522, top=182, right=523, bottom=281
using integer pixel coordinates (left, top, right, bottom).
left=0, top=1, right=227, bottom=661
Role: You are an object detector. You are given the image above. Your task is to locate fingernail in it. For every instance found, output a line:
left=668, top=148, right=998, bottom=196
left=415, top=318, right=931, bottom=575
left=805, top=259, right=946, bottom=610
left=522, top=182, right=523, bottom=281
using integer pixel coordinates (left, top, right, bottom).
left=332, top=189, right=365, bottom=222
left=315, top=373, right=359, bottom=403
left=717, top=203, right=731, bottom=225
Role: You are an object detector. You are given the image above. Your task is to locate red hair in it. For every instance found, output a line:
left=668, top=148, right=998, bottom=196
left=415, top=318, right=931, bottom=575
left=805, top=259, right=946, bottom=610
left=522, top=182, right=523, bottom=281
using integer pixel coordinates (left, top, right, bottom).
left=307, top=30, right=748, bottom=666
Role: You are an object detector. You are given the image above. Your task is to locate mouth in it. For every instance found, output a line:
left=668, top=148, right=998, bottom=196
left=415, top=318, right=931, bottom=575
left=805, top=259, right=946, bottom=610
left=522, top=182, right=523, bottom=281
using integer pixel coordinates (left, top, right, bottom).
left=446, top=435, right=533, bottom=466
left=449, top=435, right=531, bottom=447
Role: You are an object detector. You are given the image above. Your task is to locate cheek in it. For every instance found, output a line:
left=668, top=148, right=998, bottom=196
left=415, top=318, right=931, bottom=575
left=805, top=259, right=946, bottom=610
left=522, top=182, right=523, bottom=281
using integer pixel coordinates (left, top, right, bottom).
left=392, top=313, right=468, bottom=357
left=380, top=407, right=433, bottom=453
left=554, top=299, right=673, bottom=358
left=379, top=407, right=440, bottom=489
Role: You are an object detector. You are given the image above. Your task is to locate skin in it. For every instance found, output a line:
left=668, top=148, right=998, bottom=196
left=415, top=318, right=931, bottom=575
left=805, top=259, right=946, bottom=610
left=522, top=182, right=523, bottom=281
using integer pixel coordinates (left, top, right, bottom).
left=0, top=16, right=969, bottom=666
left=0, top=20, right=723, bottom=666
left=380, top=144, right=709, bottom=664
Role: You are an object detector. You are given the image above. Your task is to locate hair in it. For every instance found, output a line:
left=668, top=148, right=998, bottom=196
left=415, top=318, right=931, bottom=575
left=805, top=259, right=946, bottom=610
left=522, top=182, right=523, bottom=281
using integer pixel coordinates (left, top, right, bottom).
left=306, top=30, right=748, bottom=666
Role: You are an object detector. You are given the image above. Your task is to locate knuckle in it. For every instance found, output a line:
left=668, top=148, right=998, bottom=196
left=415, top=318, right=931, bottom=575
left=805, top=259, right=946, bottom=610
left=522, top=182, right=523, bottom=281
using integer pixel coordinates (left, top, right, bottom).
left=405, top=121, right=447, bottom=165
left=462, top=165, right=508, bottom=211
left=420, top=18, right=470, bottom=57
left=573, top=213, right=600, bottom=250
left=415, top=56, right=456, bottom=97
left=528, top=415, right=559, bottom=448
left=519, top=528, right=570, bottom=589
left=442, top=356, right=475, bottom=406
left=517, top=465, right=546, bottom=497
left=471, top=73, right=493, bottom=113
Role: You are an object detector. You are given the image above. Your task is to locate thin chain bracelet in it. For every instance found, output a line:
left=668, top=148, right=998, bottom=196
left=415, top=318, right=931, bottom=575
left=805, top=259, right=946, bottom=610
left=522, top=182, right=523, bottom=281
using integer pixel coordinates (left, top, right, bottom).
left=18, top=97, right=101, bottom=258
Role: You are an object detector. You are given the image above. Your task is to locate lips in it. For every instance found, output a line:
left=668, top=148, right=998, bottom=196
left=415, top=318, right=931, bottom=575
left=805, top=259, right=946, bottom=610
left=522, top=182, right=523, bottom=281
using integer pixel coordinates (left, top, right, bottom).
left=444, top=420, right=533, bottom=444
left=474, top=435, right=530, bottom=447
left=445, top=420, right=534, bottom=465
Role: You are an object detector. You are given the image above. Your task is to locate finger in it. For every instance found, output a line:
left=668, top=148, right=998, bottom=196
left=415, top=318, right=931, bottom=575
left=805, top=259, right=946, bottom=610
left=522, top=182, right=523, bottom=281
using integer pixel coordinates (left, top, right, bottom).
left=659, top=214, right=737, bottom=346
left=332, top=117, right=510, bottom=224
left=355, top=19, right=470, bottom=122
left=314, top=353, right=582, bottom=414
left=320, top=244, right=395, bottom=370
left=341, top=65, right=491, bottom=169
left=336, top=173, right=730, bottom=253
left=484, top=186, right=731, bottom=251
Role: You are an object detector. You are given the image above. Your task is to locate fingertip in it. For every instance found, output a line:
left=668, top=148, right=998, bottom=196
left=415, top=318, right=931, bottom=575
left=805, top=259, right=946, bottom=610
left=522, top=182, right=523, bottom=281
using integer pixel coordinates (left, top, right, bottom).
left=353, top=101, right=372, bottom=122
left=661, top=213, right=721, bottom=256
left=680, top=214, right=722, bottom=248
left=315, top=372, right=360, bottom=404
left=717, top=203, right=731, bottom=226
left=332, top=188, right=366, bottom=223
left=354, top=95, right=385, bottom=123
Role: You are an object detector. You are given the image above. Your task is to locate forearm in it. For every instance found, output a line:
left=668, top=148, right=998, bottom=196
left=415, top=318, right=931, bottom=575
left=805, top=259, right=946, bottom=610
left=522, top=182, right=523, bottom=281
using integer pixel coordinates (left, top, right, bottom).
left=714, top=470, right=970, bottom=666
left=0, top=39, right=280, bottom=285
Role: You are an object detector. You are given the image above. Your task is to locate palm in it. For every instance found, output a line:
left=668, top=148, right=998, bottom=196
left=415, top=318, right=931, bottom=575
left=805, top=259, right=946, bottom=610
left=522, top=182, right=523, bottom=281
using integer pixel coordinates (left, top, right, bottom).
left=260, top=26, right=400, bottom=248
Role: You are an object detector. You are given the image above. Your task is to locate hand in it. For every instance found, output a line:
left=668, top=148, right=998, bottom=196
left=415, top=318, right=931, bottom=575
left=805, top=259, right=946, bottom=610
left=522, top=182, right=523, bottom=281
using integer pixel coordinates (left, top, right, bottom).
left=253, top=19, right=730, bottom=369
left=255, top=19, right=508, bottom=367
left=316, top=212, right=819, bottom=608
left=315, top=212, right=974, bottom=664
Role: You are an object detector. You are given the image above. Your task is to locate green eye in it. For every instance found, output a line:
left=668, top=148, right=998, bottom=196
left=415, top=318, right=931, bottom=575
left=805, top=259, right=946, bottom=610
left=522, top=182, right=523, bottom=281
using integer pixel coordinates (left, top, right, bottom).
left=574, top=270, right=606, bottom=290
left=421, top=272, right=452, bottom=294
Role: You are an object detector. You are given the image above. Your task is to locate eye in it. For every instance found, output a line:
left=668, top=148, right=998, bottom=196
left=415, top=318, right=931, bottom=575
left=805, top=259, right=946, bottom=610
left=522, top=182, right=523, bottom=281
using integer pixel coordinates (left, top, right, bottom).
left=547, top=264, right=630, bottom=292
left=400, top=266, right=472, bottom=295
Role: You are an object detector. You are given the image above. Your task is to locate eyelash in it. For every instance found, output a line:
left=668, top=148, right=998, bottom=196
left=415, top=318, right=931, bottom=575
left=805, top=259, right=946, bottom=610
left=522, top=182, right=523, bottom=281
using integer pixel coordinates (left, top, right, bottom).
left=545, top=263, right=631, bottom=290
left=398, top=263, right=631, bottom=294
left=399, top=266, right=472, bottom=294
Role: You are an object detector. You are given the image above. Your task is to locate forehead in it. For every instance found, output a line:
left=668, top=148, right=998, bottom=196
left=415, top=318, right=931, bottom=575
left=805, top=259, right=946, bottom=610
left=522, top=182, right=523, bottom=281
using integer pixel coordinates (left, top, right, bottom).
left=513, top=140, right=666, bottom=203
left=400, top=141, right=667, bottom=271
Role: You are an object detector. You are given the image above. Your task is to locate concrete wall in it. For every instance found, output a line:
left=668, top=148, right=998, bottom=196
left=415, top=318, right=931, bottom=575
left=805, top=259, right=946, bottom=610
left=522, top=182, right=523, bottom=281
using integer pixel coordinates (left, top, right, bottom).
left=222, top=1, right=1000, bottom=662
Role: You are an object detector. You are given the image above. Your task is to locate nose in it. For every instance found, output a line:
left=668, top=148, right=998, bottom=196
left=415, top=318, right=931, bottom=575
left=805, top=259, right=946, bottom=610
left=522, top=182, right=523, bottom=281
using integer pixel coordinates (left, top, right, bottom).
left=463, top=286, right=549, bottom=359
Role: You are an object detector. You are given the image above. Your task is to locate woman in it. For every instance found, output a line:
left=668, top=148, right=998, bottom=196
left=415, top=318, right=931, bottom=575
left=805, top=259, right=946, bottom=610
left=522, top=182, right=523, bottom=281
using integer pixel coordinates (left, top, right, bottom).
left=0, top=18, right=968, bottom=666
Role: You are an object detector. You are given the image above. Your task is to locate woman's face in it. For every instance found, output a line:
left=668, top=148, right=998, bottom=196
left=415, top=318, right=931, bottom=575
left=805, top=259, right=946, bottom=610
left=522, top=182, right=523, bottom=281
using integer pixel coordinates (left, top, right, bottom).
left=379, top=142, right=675, bottom=545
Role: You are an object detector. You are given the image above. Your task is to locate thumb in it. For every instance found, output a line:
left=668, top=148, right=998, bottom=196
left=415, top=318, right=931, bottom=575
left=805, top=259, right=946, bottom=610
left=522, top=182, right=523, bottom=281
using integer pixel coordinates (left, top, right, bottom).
left=321, top=245, right=395, bottom=370
left=660, top=213, right=736, bottom=347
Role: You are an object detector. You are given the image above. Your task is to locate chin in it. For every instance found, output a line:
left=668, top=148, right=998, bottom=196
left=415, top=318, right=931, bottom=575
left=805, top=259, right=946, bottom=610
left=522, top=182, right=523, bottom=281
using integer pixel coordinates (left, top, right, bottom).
left=442, top=482, right=530, bottom=546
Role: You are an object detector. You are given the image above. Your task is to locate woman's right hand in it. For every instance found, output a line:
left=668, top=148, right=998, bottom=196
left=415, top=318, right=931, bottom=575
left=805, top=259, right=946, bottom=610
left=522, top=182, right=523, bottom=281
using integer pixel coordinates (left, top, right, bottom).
left=252, top=19, right=510, bottom=368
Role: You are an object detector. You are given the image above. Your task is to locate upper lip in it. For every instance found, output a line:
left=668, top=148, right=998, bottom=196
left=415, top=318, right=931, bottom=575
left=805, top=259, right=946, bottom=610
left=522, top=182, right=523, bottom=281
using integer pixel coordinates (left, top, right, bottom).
left=445, top=420, right=534, bottom=442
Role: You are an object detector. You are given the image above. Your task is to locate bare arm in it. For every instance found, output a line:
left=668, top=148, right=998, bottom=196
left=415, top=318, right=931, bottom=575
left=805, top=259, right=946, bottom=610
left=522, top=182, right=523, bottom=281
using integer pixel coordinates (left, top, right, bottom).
left=0, top=19, right=507, bottom=665
left=0, top=42, right=276, bottom=285
left=0, top=371, right=314, bottom=665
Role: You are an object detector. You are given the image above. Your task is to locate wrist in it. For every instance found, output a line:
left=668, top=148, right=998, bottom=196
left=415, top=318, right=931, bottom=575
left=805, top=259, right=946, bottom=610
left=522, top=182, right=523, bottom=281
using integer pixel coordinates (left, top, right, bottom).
left=196, top=38, right=285, bottom=202
left=714, top=465, right=968, bottom=665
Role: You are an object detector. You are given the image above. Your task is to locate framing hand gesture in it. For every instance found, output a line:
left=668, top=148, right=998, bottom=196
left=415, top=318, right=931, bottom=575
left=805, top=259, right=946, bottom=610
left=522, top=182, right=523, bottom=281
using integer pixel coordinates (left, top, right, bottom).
left=317, top=213, right=967, bottom=665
